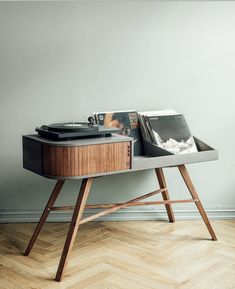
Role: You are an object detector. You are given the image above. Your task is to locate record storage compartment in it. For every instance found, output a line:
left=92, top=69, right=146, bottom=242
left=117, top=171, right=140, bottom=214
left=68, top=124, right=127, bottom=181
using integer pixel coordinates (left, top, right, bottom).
left=133, top=137, right=218, bottom=171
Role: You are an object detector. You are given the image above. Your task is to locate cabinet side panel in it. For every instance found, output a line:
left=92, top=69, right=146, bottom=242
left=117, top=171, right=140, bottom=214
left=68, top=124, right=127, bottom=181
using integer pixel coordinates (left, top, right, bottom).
left=42, top=141, right=131, bottom=177
left=23, top=136, right=42, bottom=175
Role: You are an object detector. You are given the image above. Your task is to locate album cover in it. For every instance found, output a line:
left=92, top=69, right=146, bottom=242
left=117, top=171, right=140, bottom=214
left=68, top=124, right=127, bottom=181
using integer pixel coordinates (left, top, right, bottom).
left=147, top=114, right=198, bottom=154
left=93, top=110, right=144, bottom=156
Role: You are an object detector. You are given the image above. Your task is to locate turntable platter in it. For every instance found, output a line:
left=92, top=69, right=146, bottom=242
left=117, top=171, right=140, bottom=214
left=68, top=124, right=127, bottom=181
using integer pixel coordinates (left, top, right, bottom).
left=47, top=122, right=99, bottom=132
left=35, top=120, right=120, bottom=140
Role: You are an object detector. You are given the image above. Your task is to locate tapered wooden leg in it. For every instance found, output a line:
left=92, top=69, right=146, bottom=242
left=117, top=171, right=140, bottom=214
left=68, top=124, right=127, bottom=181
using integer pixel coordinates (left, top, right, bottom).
left=55, top=178, right=93, bottom=282
left=24, top=180, right=65, bottom=256
left=155, top=168, right=175, bottom=223
left=178, top=165, right=217, bottom=241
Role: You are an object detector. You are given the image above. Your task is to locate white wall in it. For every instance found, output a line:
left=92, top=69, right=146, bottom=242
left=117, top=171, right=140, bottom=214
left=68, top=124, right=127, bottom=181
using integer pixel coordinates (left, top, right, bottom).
left=0, top=1, right=235, bottom=222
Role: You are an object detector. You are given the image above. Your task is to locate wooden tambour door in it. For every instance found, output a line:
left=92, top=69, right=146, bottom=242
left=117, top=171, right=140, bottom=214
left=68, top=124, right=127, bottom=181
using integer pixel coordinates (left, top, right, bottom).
left=42, top=141, right=131, bottom=177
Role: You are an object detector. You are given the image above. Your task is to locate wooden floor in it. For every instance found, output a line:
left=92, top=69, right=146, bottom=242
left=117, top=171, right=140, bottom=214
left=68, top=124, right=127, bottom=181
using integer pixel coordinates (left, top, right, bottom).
left=0, top=220, right=235, bottom=289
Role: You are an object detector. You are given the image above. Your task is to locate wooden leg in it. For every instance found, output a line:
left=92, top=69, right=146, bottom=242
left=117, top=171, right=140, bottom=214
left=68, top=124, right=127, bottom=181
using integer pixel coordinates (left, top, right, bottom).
left=155, top=168, right=175, bottom=222
left=178, top=165, right=217, bottom=241
left=24, top=180, right=65, bottom=256
left=55, top=178, right=93, bottom=282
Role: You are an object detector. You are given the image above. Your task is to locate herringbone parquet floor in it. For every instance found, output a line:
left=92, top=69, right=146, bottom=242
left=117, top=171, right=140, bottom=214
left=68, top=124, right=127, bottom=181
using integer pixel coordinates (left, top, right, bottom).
left=0, top=220, right=235, bottom=289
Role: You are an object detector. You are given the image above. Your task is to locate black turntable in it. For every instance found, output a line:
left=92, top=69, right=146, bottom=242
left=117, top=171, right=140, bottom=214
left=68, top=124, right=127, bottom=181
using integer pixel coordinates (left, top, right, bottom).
left=36, top=117, right=120, bottom=140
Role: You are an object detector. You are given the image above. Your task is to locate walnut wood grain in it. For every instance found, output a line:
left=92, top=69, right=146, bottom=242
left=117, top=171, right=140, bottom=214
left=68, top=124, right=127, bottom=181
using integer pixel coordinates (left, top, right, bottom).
left=51, top=198, right=198, bottom=211
left=42, top=142, right=131, bottom=177
left=24, top=180, right=65, bottom=256
left=55, top=178, right=93, bottom=282
left=178, top=164, right=217, bottom=241
left=155, top=168, right=175, bottom=223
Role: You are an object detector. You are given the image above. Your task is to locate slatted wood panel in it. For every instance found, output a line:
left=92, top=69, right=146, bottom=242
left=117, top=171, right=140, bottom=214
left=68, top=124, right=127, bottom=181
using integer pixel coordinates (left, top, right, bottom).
left=0, top=221, right=234, bottom=289
left=43, top=142, right=131, bottom=177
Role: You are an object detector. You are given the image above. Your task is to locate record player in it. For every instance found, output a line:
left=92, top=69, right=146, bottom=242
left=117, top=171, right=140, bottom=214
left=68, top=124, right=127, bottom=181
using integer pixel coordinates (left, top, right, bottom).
left=36, top=117, right=120, bottom=140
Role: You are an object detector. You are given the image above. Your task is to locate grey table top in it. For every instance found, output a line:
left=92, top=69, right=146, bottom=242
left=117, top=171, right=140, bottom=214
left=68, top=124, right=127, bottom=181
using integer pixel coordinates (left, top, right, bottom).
left=24, top=134, right=133, bottom=146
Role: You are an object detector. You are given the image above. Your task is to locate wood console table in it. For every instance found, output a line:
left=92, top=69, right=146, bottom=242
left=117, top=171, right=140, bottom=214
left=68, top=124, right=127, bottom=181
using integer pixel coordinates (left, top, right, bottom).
left=22, top=134, right=218, bottom=282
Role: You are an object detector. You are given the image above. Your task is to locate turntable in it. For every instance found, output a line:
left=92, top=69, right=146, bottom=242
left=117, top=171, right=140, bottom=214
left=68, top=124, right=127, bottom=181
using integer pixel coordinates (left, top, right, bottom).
left=36, top=117, right=120, bottom=140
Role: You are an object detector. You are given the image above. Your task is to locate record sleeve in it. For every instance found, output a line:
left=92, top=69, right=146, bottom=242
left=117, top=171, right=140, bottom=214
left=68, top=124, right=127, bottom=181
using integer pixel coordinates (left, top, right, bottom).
left=147, top=114, right=198, bottom=154
left=93, top=110, right=144, bottom=156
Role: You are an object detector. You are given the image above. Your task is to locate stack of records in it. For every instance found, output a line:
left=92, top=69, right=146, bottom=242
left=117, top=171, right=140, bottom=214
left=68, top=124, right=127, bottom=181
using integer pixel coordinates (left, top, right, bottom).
left=93, top=110, right=144, bottom=156
left=138, top=110, right=198, bottom=154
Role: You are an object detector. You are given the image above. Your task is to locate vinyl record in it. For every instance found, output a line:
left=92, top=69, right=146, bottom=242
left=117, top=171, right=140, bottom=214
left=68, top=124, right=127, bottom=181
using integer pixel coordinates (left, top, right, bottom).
left=47, top=122, right=99, bottom=132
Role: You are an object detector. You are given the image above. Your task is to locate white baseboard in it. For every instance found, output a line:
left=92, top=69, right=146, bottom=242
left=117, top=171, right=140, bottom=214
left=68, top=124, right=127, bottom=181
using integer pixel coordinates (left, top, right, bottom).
left=0, top=208, right=235, bottom=223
